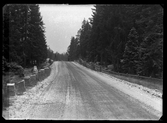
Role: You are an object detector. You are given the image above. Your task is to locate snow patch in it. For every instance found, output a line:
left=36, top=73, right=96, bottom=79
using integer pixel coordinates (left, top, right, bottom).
left=73, top=62, right=162, bottom=115
left=3, top=62, right=59, bottom=119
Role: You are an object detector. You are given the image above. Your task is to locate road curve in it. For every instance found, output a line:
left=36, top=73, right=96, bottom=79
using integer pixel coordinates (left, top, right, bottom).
left=10, top=61, right=162, bottom=120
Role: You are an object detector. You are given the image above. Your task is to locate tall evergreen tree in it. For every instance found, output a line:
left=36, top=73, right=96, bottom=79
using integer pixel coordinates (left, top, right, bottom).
left=66, top=4, right=163, bottom=78
left=47, top=47, right=55, bottom=60
left=28, top=4, right=47, bottom=66
left=3, top=4, right=48, bottom=69
left=67, top=37, right=79, bottom=61
left=122, top=27, right=140, bottom=74
left=78, top=19, right=91, bottom=60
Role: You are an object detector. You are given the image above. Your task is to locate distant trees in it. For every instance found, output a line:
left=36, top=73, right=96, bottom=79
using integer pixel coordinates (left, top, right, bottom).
left=47, top=47, right=55, bottom=60
left=67, top=36, right=79, bottom=61
left=3, top=4, right=48, bottom=73
left=55, top=52, right=68, bottom=61
left=67, top=4, right=163, bottom=78
left=67, top=19, right=91, bottom=61
left=79, top=19, right=92, bottom=60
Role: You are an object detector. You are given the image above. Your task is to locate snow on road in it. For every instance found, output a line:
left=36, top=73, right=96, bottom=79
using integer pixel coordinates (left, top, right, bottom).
left=3, top=61, right=162, bottom=119
left=3, top=62, right=59, bottom=119
left=73, top=62, right=162, bottom=117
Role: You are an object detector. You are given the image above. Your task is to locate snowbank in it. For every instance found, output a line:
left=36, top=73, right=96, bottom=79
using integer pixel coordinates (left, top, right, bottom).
left=73, top=62, right=162, bottom=116
left=2, top=62, right=59, bottom=119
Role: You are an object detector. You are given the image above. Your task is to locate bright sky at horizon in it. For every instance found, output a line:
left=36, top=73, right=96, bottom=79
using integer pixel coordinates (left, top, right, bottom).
left=39, top=4, right=94, bottom=54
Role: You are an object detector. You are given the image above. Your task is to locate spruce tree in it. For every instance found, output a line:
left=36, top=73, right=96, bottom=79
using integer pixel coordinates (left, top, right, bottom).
left=28, top=4, right=47, bottom=66
left=122, top=27, right=140, bottom=74
left=3, top=4, right=47, bottom=68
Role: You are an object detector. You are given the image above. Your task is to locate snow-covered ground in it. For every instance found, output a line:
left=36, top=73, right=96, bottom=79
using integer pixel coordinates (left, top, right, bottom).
left=2, top=62, right=59, bottom=119
left=73, top=62, right=162, bottom=116
left=3, top=61, right=162, bottom=119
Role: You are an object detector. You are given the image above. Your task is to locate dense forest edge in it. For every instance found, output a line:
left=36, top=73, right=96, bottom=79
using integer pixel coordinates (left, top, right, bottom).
left=3, top=4, right=48, bottom=73
left=2, top=4, right=60, bottom=89
left=67, top=4, right=163, bottom=79
left=2, top=4, right=163, bottom=84
left=2, top=4, right=64, bottom=75
left=2, top=4, right=163, bottom=110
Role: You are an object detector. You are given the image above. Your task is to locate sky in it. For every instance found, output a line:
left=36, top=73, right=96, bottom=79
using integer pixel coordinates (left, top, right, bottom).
left=39, top=4, right=94, bottom=54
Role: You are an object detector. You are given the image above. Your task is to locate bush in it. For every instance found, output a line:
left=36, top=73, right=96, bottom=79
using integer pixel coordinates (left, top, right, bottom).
left=7, top=62, right=24, bottom=77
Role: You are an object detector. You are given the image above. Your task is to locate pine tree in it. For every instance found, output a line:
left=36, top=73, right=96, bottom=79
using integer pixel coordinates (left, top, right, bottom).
left=47, top=47, right=55, bottom=60
left=137, top=28, right=163, bottom=78
left=135, top=5, right=163, bottom=78
left=122, top=27, right=140, bottom=74
left=7, top=5, right=26, bottom=64
left=78, top=19, right=91, bottom=60
left=27, top=4, right=47, bottom=66
left=3, top=4, right=47, bottom=69
left=67, top=37, right=79, bottom=61
left=66, top=4, right=163, bottom=78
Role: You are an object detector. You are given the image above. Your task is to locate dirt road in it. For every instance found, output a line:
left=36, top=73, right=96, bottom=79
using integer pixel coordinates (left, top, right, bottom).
left=4, top=61, right=162, bottom=120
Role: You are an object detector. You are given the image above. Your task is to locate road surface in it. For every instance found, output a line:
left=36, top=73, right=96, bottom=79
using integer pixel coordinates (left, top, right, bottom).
left=4, top=61, right=162, bottom=120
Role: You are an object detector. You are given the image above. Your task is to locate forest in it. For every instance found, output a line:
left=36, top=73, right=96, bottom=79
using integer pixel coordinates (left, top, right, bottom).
left=67, top=4, right=163, bottom=79
left=3, top=4, right=56, bottom=75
